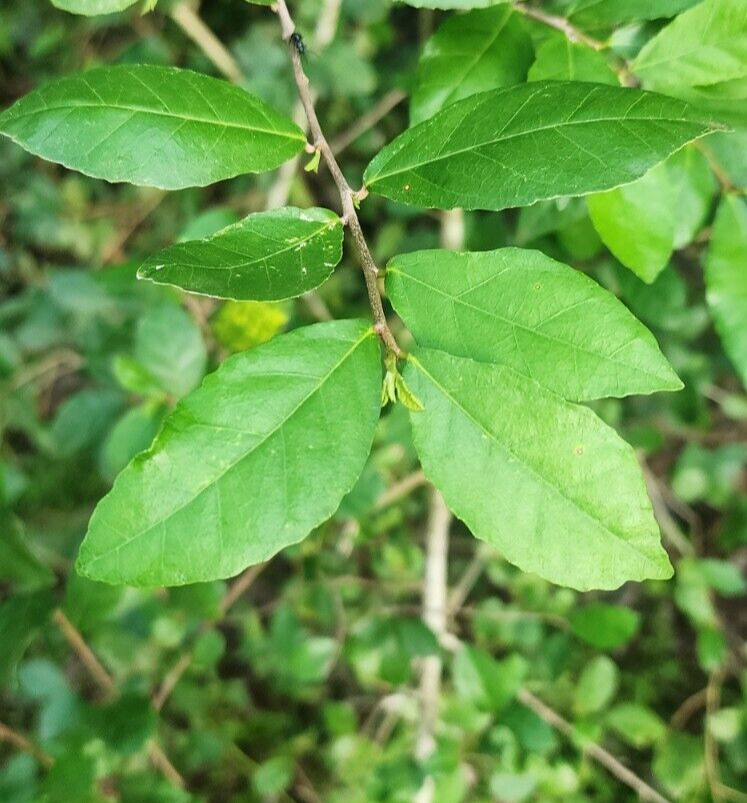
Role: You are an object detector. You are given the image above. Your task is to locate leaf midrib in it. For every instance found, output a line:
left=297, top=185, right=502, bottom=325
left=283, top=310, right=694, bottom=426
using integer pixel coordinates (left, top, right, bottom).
left=1, top=102, right=303, bottom=140
left=391, top=268, right=672, bottom=386
left=367, top=110, right=699, bottom=185
left=412, top=355, right=661, bottom=570
left=84, top=328, right=373, bottom=570
left=144, top=219, right=339, bottom=276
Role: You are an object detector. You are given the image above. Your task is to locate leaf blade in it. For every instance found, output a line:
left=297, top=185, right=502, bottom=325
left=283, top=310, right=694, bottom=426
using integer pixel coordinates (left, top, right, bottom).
left=76, top=320, right=382, bottom=587
left=0, top=65, right=306, bottom=189
left=364, top=81, right=720, bottom=211
left=405, top=347, right=672, bottom=590
left=706, top=195, right=747, bottom=386
left=387, top=247, right=681, bottom=401
left=138, top=207, right=343, bottom=301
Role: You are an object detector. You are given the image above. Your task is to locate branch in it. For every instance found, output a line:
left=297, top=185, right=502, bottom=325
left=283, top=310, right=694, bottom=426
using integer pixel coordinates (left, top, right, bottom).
left=517, top=689, right=673, bottom=803
left=330, top=88, right=407, bottom=155
left=272, top=0, right=402, bottom=357
left=513, top=2, right=605, bottom=51
left=168, top=1, right=243, bottom=84
left=0, top=721, right=54, bottom=768
left=53, top=609, right=185, bottom=788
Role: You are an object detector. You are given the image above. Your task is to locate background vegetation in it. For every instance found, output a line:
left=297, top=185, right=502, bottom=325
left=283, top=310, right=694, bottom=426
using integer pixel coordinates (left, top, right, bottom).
left=0, top=1, right=745, bottom=802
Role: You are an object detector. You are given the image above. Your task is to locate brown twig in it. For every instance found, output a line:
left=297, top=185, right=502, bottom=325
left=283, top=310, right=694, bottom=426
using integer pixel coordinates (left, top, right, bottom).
left=52, top=609, right=185, bottom=788
left=517, top=689, right=673, bottom=803
left=168, top=1, right=243, bottom=84
left=513, top=2, right=605, bottom=51
left=152, top=562, right=268, bottom=712
left=374, top=469, right=427, bottom=511
left=330, top=88, right=408, bottom=155
left=0, top=721, right=54, bottom=768
left=273, top=0, right=402, bottom=357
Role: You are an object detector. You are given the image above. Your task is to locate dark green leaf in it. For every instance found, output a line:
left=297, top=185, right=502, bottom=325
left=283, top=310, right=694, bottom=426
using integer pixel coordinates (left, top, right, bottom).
left=76, top=320, right=382, bottom=586
left=411, top=6, right=533, bottom=126
left=138, top=207, right=343, bottom=301
left=364, top=81, right=719, bottom=210
left=569, top=603, right=640, bottom=649
left=387, top=248, right=681, bottom=401
left=0, top=66, right=306, bottom=189
left=706, top=195, right=747, bottom=386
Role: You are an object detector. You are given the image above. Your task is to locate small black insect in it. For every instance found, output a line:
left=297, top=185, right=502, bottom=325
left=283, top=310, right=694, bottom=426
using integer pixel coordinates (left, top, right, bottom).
left=289, top=32, right=308, bottom=57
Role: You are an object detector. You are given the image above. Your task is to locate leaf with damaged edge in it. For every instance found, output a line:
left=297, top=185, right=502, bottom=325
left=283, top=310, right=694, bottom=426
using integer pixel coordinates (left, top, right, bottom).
left=76, top=320, right=382, bottom=587
left=386, top=247, right=682, bottom=401
left=139, top=208, right=344, bottom=301
left=364, top=81, right=720, bottom=211
left=405, top=347, right=673, bottom=590
left=0, top=65, right=306, bottom=190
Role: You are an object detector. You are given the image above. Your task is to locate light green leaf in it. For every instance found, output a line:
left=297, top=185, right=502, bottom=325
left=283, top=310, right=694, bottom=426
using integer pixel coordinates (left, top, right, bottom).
left=404, top=348, right=673, bottom=590
left=453, top=645, right=526, bottom=713
left=397, top=0, right=510, bottom=8
left=135, top=305, right=207, bottom=399
left=632, top=0, right=747, bottom=91
left=574, top=655, right=619, bottom=714
left=0, top=512, right=55, bottom=592
left=364, top=81, right=719, bottom=211
left=607, top=703, right=667, bottom=748
left=386, top=248, right=682, bottom=401
left=706, top=195, right=747, bottom=386
left=569, top=0, right=702, bottom=25
left=138, top=207, right=343, bottom=301
left=50, top=0, right=139, bottom=14
left=528, top=32, right=618, bottom=85
left=76, top=320, right=382, bottom=587
left=0, top=65, right=306, bottom=190
left=569, top=603, right=640, bottom=649
left=589, top=146, right=717, bottom=281
left=411, top=6, right=533, bottom=126
left=588, top=162, right=676, bottom=283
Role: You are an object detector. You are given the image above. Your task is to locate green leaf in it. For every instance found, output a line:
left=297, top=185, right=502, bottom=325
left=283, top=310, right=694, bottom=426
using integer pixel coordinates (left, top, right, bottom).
left=569, top=0, right=702, bottom=25
left=397, top=0, right=510, bottom=8
left=607, top=703, right=667, bottom=748
left=574, top=655, right=618, bottom=714
left=411, top=6, right=533, bottom=126
left=706, top=196, right=747, bottom=387
left=588, top=162, right=676, bottom=283
left=453, top=645, right=526, bottom=713
left=0, top=511, right=55, bottom=592
left=528, top=32, right=618, bottom=86
left=138, top=207, right=343, bottom=301
left=76, top=320, right=382, bottom=587
left=135, top=305, right=207, bottom=399
left=50, top=0, right=139, bottom=14
left=632, top=0, right=747, bottom=91
left=0, top=590, right=55, bottom=687
left=0, top=65, right=306, bottom=190
left=364, top=81, right=719, bottom=211
left=386, top=248, right=682, bottom=401
left=569, top=603, right=640, bottom=649
left=404, top=348, right=673, bottom=590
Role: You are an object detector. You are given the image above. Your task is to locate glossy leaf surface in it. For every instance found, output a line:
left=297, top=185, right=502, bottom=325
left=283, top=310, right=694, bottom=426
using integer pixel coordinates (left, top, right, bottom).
left=387, top=248, right=681, bottom=401
left=0, top=66, right=306, bottom=189
left=405, top=348, right=673, bottom=590
left=632, top=0, right=747, bottom=90
left=77, top=320, right=382, bottom=586
left=411, top=6, right=533, bottom=125
left=364, top=81, right=718, bottom=211
left=139, top=208, right=343, bottom=301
